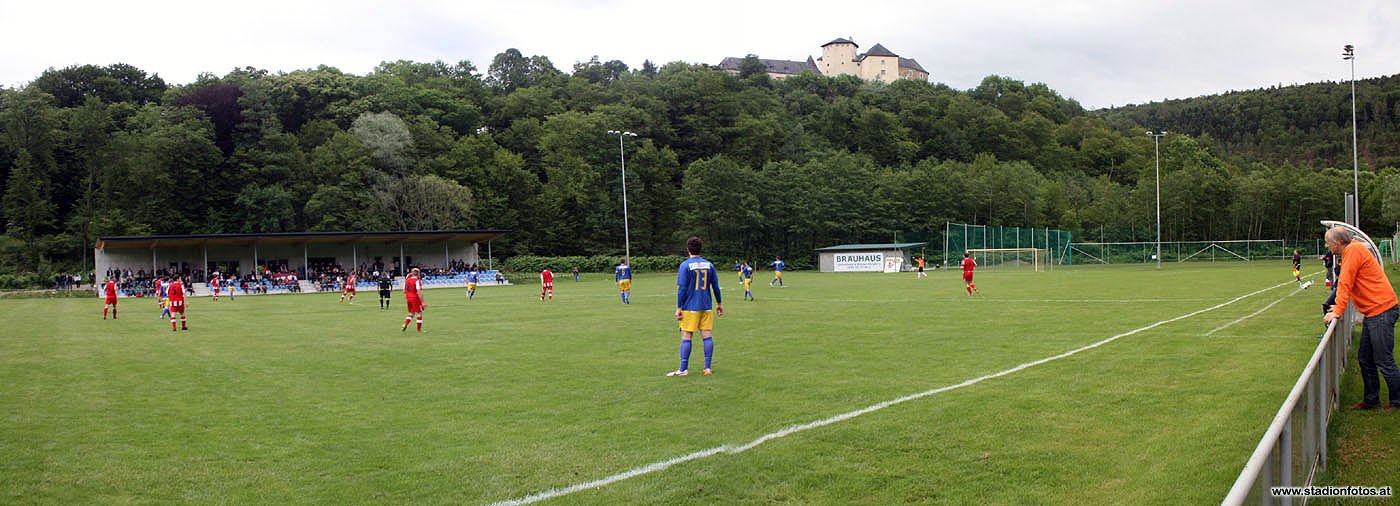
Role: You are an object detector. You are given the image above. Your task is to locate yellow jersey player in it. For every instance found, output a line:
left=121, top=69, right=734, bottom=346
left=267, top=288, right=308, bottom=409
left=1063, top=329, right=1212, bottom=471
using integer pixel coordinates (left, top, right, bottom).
left=466, top=269, right=480, bottom=300
left=742, top=262, right=755, bottom=301
left=668, top=237, right=723, bottom=377
left=615, top=259, right=632, bottom=304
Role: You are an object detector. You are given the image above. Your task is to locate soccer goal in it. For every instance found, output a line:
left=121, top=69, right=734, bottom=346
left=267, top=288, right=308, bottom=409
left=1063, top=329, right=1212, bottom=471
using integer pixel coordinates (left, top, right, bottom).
left=966, top=248, right=1050, bottom=271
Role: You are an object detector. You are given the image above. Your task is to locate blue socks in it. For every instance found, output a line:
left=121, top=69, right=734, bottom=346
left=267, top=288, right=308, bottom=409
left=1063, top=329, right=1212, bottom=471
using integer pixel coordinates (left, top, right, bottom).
left=679, top=338, right=714, bottom=371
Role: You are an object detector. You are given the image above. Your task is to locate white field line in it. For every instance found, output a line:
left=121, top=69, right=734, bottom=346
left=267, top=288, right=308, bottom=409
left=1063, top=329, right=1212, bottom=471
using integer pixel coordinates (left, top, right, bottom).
left=483, top=278, right=1298, bottom=506
left=1205, top=287, right=1303, bottom=336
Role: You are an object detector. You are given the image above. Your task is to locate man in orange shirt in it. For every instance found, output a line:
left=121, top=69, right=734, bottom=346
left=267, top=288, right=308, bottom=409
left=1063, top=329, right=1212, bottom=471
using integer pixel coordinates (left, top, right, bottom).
left=1323, top=227, right=1400, bottom=411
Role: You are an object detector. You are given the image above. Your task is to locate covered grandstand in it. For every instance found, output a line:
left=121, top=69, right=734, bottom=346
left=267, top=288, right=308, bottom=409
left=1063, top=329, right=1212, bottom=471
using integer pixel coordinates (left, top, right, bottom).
left=94, top=230, right=508, bottom=295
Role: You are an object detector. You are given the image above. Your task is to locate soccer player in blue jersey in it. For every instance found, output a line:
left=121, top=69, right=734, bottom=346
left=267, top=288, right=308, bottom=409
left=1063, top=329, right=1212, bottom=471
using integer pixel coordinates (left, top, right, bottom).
left=735, top=260, right=744, bottom=284
left=770, top=257, right=786, bottom=287
left=742, top=261, right=755, bottom=301
left=157, top=276, right=171, bottom=320
left=465, top=269, right=480, bottom=300
left=668, top=237, right=724, bottom=377
left=615, top=258, right=632, bottom=304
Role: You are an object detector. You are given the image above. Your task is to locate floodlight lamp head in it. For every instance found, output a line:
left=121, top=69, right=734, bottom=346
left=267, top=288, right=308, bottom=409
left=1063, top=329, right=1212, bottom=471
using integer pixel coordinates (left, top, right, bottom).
left=607, top=130, right=619, bottom=135
left=623, top=132, right=637, bottom=138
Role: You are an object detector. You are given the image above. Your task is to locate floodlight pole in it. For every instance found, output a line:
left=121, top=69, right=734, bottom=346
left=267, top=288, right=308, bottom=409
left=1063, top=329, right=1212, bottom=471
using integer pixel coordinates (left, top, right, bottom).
left=606, top=130, right=638, bottom=265
left=1344, top=44, right=1359, bottom=226
left=1147, top=131, right=1168, bottom=269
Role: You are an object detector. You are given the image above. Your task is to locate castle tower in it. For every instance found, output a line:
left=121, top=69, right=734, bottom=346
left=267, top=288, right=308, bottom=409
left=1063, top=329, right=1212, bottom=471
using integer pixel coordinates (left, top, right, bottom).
left=818, top=38, right=860, bottom=77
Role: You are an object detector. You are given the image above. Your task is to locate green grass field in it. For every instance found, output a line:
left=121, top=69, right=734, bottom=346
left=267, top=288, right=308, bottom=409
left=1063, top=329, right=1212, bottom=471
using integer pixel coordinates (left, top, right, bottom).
left=0, top=263, right=1334, bottom=504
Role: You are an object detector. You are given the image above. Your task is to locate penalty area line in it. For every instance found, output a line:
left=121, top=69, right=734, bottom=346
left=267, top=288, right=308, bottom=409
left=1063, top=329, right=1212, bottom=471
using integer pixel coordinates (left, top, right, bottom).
left=483, top=278, right=1297, bottom=506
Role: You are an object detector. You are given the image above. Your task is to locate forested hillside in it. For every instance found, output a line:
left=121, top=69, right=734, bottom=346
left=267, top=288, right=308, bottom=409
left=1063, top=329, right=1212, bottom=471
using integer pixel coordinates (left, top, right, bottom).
left=1, top=52, right=1396, bottom=283
left=1098, top=74, right=1400, bottom=170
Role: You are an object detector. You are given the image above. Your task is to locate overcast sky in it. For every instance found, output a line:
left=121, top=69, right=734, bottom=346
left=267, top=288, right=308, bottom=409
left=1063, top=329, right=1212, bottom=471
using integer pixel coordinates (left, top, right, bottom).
left=1, top=0, right=1394, bottom=109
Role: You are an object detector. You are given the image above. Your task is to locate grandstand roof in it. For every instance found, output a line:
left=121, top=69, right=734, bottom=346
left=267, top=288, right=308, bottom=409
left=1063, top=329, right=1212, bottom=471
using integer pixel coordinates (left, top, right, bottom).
left=814, top=242, right=927, bottom=251
left=96, top=230, right=509, bottom=250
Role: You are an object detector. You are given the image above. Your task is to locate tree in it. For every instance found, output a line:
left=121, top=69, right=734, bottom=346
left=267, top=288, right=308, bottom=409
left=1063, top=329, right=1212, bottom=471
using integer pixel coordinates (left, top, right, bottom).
left=0, top=87, right=59, bottom=178
left=1378, top=172, right=1400, bottom=231
left=263, top=66, right=360, bottom=132
left=373, top=59, right=481, bottom=84
left=118, top=104, right=224, bottom=233
left=487, top=49, right=530, bottom=92
left=302, top=131, right=379, bottom=231
left=487, top=49, right=561, bottom=92
left=737, top=55, right=770, bottom=87
left=439, top=133, right=540, bottom=253
left=572, top=56, right=629, bottom=84
left=232, top=184, right=297, bottom=232
left=30, top=63, right=166, bottom=108
left=350, top=111, right=414, bottom=173
left=614, top=141, right=682, bottom=255
left=64, top=96, right=115, bottom=275
left=175, top=83, right=244, bottom=156
left=375, top=174, right=474, bottom=230
left=3, top=150, right=56, bottom=271
left=678, top=156, right=762, bottom=257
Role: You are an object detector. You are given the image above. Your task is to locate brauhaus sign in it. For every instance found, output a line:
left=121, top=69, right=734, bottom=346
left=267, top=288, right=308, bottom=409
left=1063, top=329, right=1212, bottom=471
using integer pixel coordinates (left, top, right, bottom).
left=833, top=252, right=884, bottom=272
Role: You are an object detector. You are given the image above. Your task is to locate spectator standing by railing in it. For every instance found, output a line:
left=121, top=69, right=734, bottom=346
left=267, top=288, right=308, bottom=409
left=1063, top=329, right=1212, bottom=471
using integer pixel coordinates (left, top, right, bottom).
left=1323, top=226, right=1400, bottom=411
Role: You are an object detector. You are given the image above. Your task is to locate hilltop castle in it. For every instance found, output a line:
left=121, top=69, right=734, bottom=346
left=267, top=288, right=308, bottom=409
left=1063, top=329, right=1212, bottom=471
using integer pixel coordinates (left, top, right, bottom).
left=718, top=37, right=928, bottom=83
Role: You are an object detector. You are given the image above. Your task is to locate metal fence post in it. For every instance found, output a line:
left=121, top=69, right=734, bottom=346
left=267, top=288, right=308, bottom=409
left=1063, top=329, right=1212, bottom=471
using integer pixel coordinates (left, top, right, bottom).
left=1261, top=441, right=1274, bottom=505
left=1280, top=421, right=1293, bottom=506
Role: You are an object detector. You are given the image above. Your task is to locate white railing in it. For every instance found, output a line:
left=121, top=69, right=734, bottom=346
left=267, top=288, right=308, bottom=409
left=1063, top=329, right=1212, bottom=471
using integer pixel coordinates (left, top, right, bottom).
left=1221, top=314, right=1354, bottom=505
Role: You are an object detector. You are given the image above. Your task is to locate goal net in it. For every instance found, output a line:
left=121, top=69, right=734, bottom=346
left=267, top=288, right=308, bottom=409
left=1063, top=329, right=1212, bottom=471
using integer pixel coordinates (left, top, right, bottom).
left=966, top=248, right=1050, bottom=271
left=940, top=223, right=1072, bottom=267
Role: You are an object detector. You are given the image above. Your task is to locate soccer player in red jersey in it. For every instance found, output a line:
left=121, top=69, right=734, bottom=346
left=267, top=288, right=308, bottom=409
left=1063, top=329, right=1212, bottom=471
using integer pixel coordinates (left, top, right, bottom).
left=339, top=272, right=358, bottom=303
left=961, top=253, right=980, bottom=295
left=402, top=268, right=425, bottom=332
left=102, top=277, right=118, bottom=319
left=209, top=275, right=221, bottom=302
left=167, top=277, right=188, bottom=331
left=540, top=265, right=554, bottom=301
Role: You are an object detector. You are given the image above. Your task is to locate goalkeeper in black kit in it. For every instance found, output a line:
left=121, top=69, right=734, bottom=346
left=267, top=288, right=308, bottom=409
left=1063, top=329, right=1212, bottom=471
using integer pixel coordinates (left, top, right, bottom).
left=378, top=275, right=394, bottom=309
